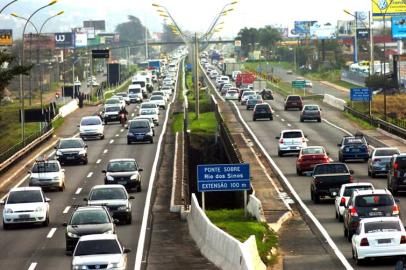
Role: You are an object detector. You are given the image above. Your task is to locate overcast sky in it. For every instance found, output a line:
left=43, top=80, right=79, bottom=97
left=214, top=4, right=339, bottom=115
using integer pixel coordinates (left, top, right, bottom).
left=0, top=0, right=372, bottom=38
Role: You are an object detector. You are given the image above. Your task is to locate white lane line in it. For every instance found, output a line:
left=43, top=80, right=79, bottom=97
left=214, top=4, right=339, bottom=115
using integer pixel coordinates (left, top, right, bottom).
left=47, top=150, right=56, bottom=158
left=63, top=206, right=71, bottom=214
left=230, top=101, right=353, bottom=270
left=109, top=139, right=114, bottom=144
left=96, top=159, right=101, bottom=164
left=103, top=149, right=108, bottom=154
left=287, top=123, right=292, bottom=127
left=120, top=129, right=124, bottom=132
left=281, top=118, right=285, bottom=122
left=276, top=114, right=280, bottom=117
left=75, top=188, right=82, bottom=195
left=87, top=172, right=93, bottom=178
left=115, top=134, right=119, bottom=137
left=0, top=175, right=29, bottom=201
left=27, top=262, right=37, bottom=270
left=131, top=113, right=135, bottom=117
left=46, top=228, right=57, bottom=239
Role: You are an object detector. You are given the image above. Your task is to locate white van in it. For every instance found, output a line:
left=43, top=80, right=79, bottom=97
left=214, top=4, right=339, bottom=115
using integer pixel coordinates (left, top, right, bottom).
left=128, top=84, right=143, bottom=103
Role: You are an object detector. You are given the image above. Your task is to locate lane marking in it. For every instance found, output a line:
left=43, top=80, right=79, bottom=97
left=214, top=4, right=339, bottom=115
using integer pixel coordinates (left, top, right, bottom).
left=63, top=206, right=71, bottom=214
left=47, top=150, right=56, bottom=158
left=46, top=228, right=57, bottom=238
left=75, top=188, right=82, bottom=195
left=96, top=159, right=101, bottom=164
left=276, top=114, right=280, bottom=117
left=28, top=263, right=37, bottom=270
left=103, top=149, right=108, bottom=154
left=230, top=101, right=353, bottom=270
left=120, top=129, right=124, bottom=133
left=87, top=172, right=93, bottom=178
left=115, top=134, right=119, bottom=137
left=287, top=123, right=292, bottom=127
left=281, top=118, right=285, bottom=122
left=109, top=139, right=114, bottom=144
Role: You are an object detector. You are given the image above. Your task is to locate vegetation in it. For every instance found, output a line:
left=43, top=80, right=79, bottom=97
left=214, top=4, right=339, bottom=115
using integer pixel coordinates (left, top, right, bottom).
left=188, top=112, right=217, bottom=134
left=206, top=209, right=278, bottom=265
left=343, top=111, right=375, bottom=130
left=236, top=26, right=282, bottom=57
left=171, top=113, right=184, bottom=133
left=115, top=16, right=149, bottom=56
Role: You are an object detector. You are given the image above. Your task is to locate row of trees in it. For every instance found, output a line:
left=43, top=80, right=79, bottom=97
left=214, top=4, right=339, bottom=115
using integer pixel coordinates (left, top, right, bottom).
left=236, top=26, right=282, bottom=57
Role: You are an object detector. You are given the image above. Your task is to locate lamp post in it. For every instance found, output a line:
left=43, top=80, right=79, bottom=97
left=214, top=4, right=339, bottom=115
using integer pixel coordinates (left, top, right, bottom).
left=18, top=0, right=57, bottom=143
left=0, top=0, right=18, bottom=14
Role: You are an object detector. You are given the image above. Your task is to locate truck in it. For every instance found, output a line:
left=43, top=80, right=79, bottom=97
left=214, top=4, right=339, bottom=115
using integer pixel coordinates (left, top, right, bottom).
left=310, top=163, right=353, bottom=204
left=224, top=62, right=242, bottom=77
left=236, top=72, right=256, bottom=87
left=148, top=60, right=162, bottom=71
left=253, top=79, right=267, bottom=91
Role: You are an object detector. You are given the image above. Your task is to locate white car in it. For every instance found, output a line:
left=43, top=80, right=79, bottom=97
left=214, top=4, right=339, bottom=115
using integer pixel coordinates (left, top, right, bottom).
left=225, top=89, right=239, bottom=100
left=140, top=103, right=159, bottom=115
left=111, top=96, right=126, bottom=108
left=128, top=84, right=143, bottom=103
left=116, top=92, right=130, bottom=105
left=218, top=76, right=230, bottom=86
left=240, top=91, right=256, bottom=105
left=334, top=183, right=374, bottom=222
left=151, top=91, right=169, bottom=102
left=352, top=217, right=406, bottom=265
left=79, top=116, right=104, bottom=140
left=149, top=96, right=166, bottom=109
left=276, top=129, right=308, bottom=156
left=28, top=160, right=66, bottom=191
left=209, top=70, right=219, bottom=79
left=72, top=234, right=131, bottom=270
left=1, top=187, right=50, bottom=229
left=105, top=98, right=124, bottom=109
left=161, top=86, right=173, bottom=96
left=163, top=78, right=174, bottom=86
left=232, top=70, right=241, bottom=81
left=138, top=109, right=159, bottom=126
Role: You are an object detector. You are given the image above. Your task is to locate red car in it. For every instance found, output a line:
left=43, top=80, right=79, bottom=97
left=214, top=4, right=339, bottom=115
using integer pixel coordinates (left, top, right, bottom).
left=296, top=146, right=331, bottom=176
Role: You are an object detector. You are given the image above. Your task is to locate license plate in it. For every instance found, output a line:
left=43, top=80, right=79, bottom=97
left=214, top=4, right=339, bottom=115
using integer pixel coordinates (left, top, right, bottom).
left=19, top=214, right=30, bottom=218
left=329, top=188, right=339, bottom=193
left=378, top=239, right=391, bottom=244
left=369, top=212, right=382, bottom=217
left=136, top=135, right=143, bottom=140
left=66, top=156, right=74, bottom=160
left=289, top=146, right=297, bottom=150
left=118, top=181, right=127, bottom=185
left=351, top=149, right=360, bottom=152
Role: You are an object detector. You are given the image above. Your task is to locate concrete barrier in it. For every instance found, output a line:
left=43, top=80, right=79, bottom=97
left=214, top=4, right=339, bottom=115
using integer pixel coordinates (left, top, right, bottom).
left=247, top=194, right=266, bottom=223
left=187, top=194, right=266, bottom=270
left=323, top=94, right=346, bottom=111
left=59, top=99, right=79, bottom=118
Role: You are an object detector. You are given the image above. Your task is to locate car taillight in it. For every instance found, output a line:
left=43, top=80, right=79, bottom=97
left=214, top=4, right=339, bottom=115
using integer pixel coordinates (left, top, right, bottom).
left=279, top=139, right=284, bottom=144
left=401, top=236, right=406, bottom=244
left=340, top=197, right=346, bottom=205
left=373, top=159, right=381, bottom=163
left=393, top=204, right=400, bottom=215
left=350, top=206, right=358, bottom=217
left=297, top=157, right=302, bottom=162
left=360, top=238, right=369, bottom=246
left=394, top=162, right=399, bottom=170
left=323, top=155, right=330, bottom=162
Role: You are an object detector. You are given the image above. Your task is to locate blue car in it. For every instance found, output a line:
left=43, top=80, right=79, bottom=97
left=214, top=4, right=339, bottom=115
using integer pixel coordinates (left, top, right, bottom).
left=338, top=135, right=369, bottom=162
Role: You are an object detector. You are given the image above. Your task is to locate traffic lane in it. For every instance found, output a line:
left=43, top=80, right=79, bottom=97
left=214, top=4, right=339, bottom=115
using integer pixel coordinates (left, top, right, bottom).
left=29, top=105, right=166, bottom=270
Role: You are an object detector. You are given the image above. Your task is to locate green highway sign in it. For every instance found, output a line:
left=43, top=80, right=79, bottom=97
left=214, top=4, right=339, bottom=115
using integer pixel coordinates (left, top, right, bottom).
left=292, top=80, right=306, bottom=89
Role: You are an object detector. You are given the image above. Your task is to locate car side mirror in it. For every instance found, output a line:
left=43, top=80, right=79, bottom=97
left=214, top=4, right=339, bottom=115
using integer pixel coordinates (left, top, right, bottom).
left=129, top=196, right=135, bottom=200
left=126, top=126, right=129, bottom=129
left=45, top=198, right=51, bottom=203
left=27, top=170, right=31, bottom=174
left=63, top=222, right=68, bottom=227
left=349, top=170, right=354, bottom=175
left=54, top=146, right=58, bottom=150
left=0, top=200, right=4, bottom=205
left=337, top=144, right=342, bottom=147
left=83, top=198, right=88, bottom=202
left=84, top=145, right=88, bottom=149
left=275, top=136, right=280, bottom=139
left=326, top=152, right=330, bottom=155
left=61, top=169, right=65, bottom=173
left=395, top=198, right=400, bottom=203
left=102, top=170, right=107, bottom=173
left=123, top=248, right=131, bottom=254
left=114, top=219, right=120, bottom=224
left=77, top=124, right=80, bottom=127
left=138, top=168, right=143, bottom=172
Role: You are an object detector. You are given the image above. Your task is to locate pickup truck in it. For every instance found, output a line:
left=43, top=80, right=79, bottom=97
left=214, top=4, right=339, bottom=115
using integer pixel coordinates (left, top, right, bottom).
left=310, top=162, right=354, bottom=204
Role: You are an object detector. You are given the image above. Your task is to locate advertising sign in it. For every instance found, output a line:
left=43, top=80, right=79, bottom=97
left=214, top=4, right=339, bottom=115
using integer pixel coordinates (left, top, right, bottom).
left=337, top=20, right=355, bottom=36
left=87, top=36, right=100, bottom=46
left=83, top=20, right=106, bottom=31
left=372, top=0, right=406, bottom=18
left=292, top=21, right=317, bottom=35
left=83, top=27, right=95, bottom=39
left=234, top=40, right=241, bottom=47
left=350, top=88, right=372, bottom=101
left=0, top=29, right=13, bottom=46
left=24, top=34, right=55, bottom=49
left=357, top=28, right=370, bottom=39
left=54, top=32, right=74, bottom=48
left=197, top=164, right=250, bottom=192
left=75, top=33, right=88, bottom=48
left=392, top=16, right=406, bottom=39
left=92, top=49, right=109, bottom=59
left=310, top=23, right=336, bottom=40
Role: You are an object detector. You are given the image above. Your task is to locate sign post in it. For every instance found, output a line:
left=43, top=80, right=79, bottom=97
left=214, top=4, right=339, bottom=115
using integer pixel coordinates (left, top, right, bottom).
left=350, top=88, right=372, bottom=116
left=197, top=164, right=251, bottom=216
left=292, top=80, right=306, bottom=96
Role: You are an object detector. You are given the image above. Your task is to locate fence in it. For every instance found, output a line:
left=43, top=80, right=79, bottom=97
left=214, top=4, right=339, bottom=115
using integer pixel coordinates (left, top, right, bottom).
left=341, top=69, right=366, bottom=86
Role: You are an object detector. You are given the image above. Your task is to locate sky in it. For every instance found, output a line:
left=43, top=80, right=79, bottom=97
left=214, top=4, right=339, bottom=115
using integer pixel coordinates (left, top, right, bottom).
left=0, top=0, right=373, bottom=38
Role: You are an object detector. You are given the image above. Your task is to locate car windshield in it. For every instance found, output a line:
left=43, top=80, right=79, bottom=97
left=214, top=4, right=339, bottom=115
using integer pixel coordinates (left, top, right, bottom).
left=59, top=139, right=84, bottom=149
left=355, top=194, right=394, bottom=207
left=7, top=190, right=43, bottom=204
left=304, top=106, right=319, bottom=111
left=152, top=92, right=163, bottom=96
left=282, top=132, right=303, bottom=139
left=107, top=161, right=137, bottom=172
left=74, top=239, right=121, bottom=256
left=243, top=92, right=255, bottom=96
left=32, top=162, right=59, bottom=173
left=89, top=188, right=127, bottom=200
left=70, top=210, right=110, bottom=225
left=141, top=104, right=157, bottom=109
left=227, top=91, right=237, bottom=94
left=117, top=93, right=127, bottom=97
left=302, top=148, right=324, bottom=155
left=364, top=221, right=401, bottom=233
left=150, top=96, right=163, bottom=101
left=106, top=99, right=120, bottom=105
left=105, top=106, right=120, bottom=112
left=314, top=164, right=349, bottom=175
left=133, top=81, right=145, bottom=87
left=81, top=118, right=101, bottom=126
left=141, top=110, right=156, bottom=115
left=129, top=88, right=141, bottom=94
left=343, top=186, right=373, bottom=197
left=288, top=96, right=301, bottom=101
left=375, top=149, right=400, bottom=156
left=130, top=121, right=150, bottom=129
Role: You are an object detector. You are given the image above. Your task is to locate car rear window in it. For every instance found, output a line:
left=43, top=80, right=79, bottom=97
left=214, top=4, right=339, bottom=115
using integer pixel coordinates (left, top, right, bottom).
left=130, top=121, right=150, bottom=129
left=71, top=210, right=110, bottom=225
left=74, top=239, right=121, bottom=256
left=81, top=118, right=101, bottom=126
left=32, top=162, right=59, bottom=173
left=287, top=96, right=301, bottom=101
left=364, top=221, right=401, bottom=233
left=302, top=148, right=324, bottom=155
left=255, top=104, right=270, bottom=111
left=375, top=149, right=400, bottom=156
left=314, top=164, right=349, bottom=175
left=343, top=186, right=373, bottom=197
left=105, top=106, right=120, bottom=112
left=355, top=194, right=393, bottom=207
left=304, top=105, right=319, bottom=111
left=282, top=132, right=303, bottom=138
left=89, top=188, right=127, bottom=201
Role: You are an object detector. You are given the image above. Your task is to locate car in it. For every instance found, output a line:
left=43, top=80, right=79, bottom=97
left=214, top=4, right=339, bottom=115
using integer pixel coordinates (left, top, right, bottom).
left=105, top=98, right=124, bottom=109
left=134, top=116, right=155, bottom=135
left=148, top=96, right=166, bottom=110
left=240, top=91, right=256, bottom=105
left=115, top=92, right=130, bottom=105
left=305, top=80, right=313, bottom=88
left=284, top=95, right=303, bottom=111
left=79, top=116, right=104, bottom=140
left=128, top=85, right=143, bottom=103
left=295, top=146, right=331, bottom=176
left=338, top=134, right=369, bottom=162
left=71, top=234, right=130, bottom=270
left=111, top=95, right=126, bottom=109
left=238, top=88, right=250, bottom=101
left=1, top=187, right=50, bottom=229
left=368, top=147, right=400, bottom=177
left=343, top=189, right=399, bottom=241
left=286, top=70, right=293, bottom=75
left=300, top=104, right=321, bottom=122
left=209, top=70, right=219, bottom=79
left=225, top=89, right=239, bottom=100
left=335, top=183, right=374, bottom=222
left=102, top=159, right=143, bottom=192
left=387, top=153, right=406, bottom=195
left=246, top=95, right=263, bottom=110
left=137, top=109, right=159, bottom=126
left=151, top=91, right=169, bottom=102
left=232, top=70, right=241, bottom=81
left=55, top=138, right=88, bottom=165
left=220, top=83, right=232, bottom=95
left=351, top=217, right=406, bottom=265
left=28, top=159, right=65, bottom=191
left=253, top=103, right=273, bottom=121
left=101, top=105, right=121, bottom=125
left=64, top=206, right=116, bottom=252
left=139, top=102, right=159, bottom=115
left=217, top=76, right=230, bottom=87
left=127, top=119, right=154, bottom=144
left=276, top=129, right=308, bottom=157
left=161, top=86, right=173, bottom=96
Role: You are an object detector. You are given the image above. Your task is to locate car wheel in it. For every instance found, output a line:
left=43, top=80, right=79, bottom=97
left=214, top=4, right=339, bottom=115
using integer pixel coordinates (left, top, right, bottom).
left=3, top=221, right=9, bottom=230
left=344, top=225, right=348, bottom=237
left=300, top=118, right=304, bottom=122
left=313, top=193, right=320, bottom=204
left=100, top=135, right=104, bottom=140
left=347, top=230, right=353, bottom=242
left=127, top=214, right=132, bottom=225
left=392, top=183, right=399, bottom=196
left=127, top=140, right=131, bottom=145
left=296, top=168, right=302, bottom=176
left=278, top=150, right=283, bottom=157
left=339, top=214, right=344, bottom=222
left=371, top=172, right=376, bottom=178
left=43, top=215, right=49, bottom=227
left=284, top=107, right=287, bottom=111
left=104, top=120, right=108, bottom=125
left=368, top=170, right=371, bottom=176
left=253, top=118, right=256, bottom=121
left=59, top=182, right=65, bottom=192
left=137, top=185, right=142, bottom=192
left=83, top=158, right=88, bottom=165
left=335, top=210, right=338, bottom=219
left=150, top=139, right=154, bottom=144
left=317, top=118, right=321, bottom=122
left=354, top=250, right=364, bottom=266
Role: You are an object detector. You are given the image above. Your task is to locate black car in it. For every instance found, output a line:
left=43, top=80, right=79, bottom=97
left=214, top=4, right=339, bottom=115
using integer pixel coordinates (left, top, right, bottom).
left=103, top=159, right=143, bottom=192
left=284, top=95, right=303, bottom=110
left=102, top=105, right=121, bottom=124
left=338, top=134, right=369, bottom=162
left=300, top=104, right=321, bottom=122
left=253, top=103, right=273, bottom=121
left=343, top=189, right=399, bottom=241
left=55, top=138, right=88, bottom=165
left=387, top=153, right=406, bottom=195
left=127, top=119, right=154, bottom=144
left=63, top=206, right=116, bottom=252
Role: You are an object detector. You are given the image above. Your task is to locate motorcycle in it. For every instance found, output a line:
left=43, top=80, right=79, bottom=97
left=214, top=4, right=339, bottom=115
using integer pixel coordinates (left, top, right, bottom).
left=120, top=113, right=127, bottom=127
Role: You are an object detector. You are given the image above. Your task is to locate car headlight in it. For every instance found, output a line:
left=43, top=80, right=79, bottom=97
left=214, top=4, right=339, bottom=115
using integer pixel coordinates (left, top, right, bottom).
left=36, top=206, right=45, bottom=212
left=67, top=231, right=79, bottom=238
left=118, top=205, right=128, bottom=211
left=72, top=265, right=87, bottom=270
left=128, top=132, right=134, bottom=136
left=106, top=175, right=114, bottom=181
left=78, top=149, right=87, bottom=156
left=56, top=151, right=62, bottom=156
left=147, top=131, right=153, bottom=136
left=4, top=208, right=13, bottom=214
left=108, top=261, right=124, bottom=268
left=130, top=174, right=139, bottom=181
left=52, top=176, right=61, bottom=180
left=103, top=230, right=114, bottom=234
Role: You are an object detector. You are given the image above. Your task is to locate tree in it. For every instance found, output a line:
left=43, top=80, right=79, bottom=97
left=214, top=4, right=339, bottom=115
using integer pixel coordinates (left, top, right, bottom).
left=0, top=50, right=32, bottom=100
left=236, top=27, right=259, bottom=57
left=160, top=24, right=182, bottom=53
left=115, top=15, right=149, bottom=56
left=258, top=26, right=281, bottom=50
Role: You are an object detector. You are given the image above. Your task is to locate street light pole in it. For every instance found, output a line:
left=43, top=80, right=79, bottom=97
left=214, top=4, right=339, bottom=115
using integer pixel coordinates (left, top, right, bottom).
left=0, top=0, right=18, bottom=14
left=194, top=32, right=200, bottom=119
left=354, top=12, right=359, bottom=63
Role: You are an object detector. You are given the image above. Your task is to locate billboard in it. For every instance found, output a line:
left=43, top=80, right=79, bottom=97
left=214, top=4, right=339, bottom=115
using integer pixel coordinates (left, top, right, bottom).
left=277, top=28, right=289, bottom=38
left=292, top=21, right=317, bottom=35
left=310, top=23, right=336, bottom=40
left=372, top=0, right=406, bottom=18
left=24, top=34, right=55, bottom=50
left=88, top=36, right=100, bottom=46
left=54, top=32, right=74, bottom=48
left=83, top=27, right=95, bottom=39
left=83, top=20, right=106, bottom=31
left=0, top=29, right=12, bottom=46
left=356, top=29, right=370, bottom=39
left=392, top=16, right=406, bottom=39
left=75, top=33, right=88, bottom=48
left=337, top=20, right=355, bottom=36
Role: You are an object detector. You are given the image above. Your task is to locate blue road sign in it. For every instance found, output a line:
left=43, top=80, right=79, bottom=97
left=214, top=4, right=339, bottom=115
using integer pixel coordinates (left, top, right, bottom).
left=350, top=88, right=372, bottom=102
left=197, top=164, right=250, bottom=192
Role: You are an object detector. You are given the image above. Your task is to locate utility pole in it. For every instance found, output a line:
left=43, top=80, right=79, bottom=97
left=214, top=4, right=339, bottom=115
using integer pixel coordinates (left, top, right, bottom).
left=354, top=12, right=359, bottom=63
left=145, top=20, right=149, bottom=60
left=194, top=32, right=200, bottom=119
left=369, top=11, right=374, bottom=75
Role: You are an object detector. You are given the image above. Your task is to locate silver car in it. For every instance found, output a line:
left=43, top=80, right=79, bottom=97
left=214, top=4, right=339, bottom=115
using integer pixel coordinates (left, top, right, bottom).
left=29, top=160, right=65, bottom=191
left=276, top=129, right=308, bottom=157
left=368, top=147, right=400, bottom=177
